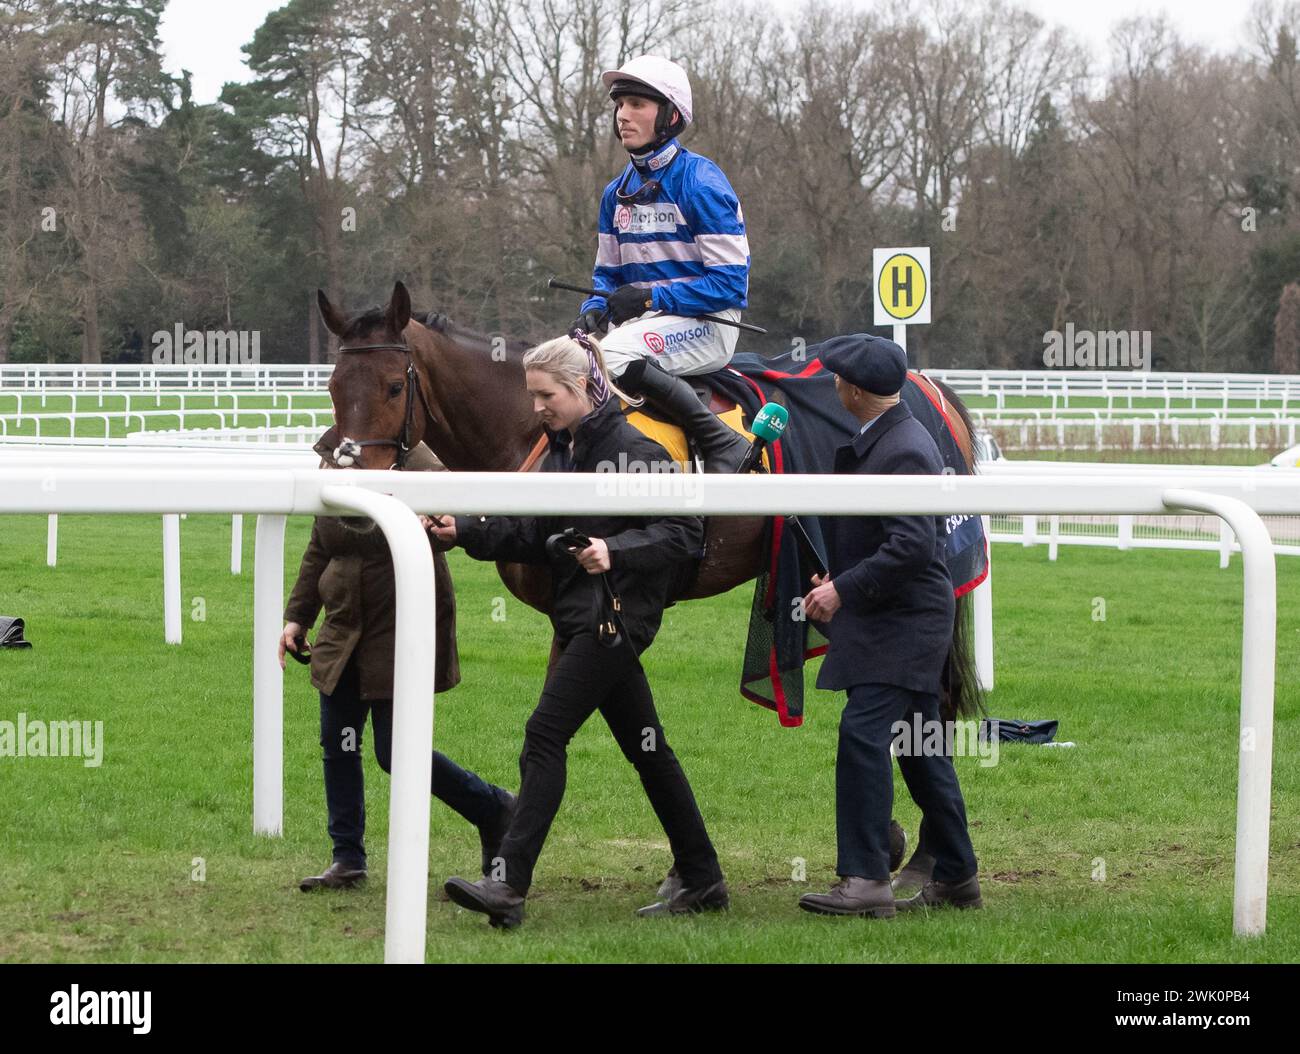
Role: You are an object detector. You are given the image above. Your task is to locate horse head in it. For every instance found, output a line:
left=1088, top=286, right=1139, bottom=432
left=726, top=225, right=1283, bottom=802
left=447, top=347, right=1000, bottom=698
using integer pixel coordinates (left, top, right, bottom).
left=318, top=281, right=430, bottom=471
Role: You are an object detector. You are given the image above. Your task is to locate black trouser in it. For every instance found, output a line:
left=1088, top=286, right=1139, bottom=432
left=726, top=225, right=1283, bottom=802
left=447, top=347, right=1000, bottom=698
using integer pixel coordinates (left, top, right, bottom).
left=497, top=632, right=723, bottom=895
left=320, top=657, right=509, bottom=869
left=836, top=681, right=977, bottom=882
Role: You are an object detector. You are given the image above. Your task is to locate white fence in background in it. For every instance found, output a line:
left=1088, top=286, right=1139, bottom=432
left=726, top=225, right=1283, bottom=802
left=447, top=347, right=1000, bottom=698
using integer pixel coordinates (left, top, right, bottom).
left=980, top=415, right=1300, bottom=452
left=988, top=513, right=1300, bottom=563
left=124, top=425, right=324, bottom=448
left=974, top=406, right=1300, bottom=422
left=0, top=363, right=333, bottom=391
left=0, top=444, right=319, bottom=588
left=0, top=428, right=321, bottom=454
left=0, top=389, right=328, bottom=414
left=1, top=466, right=1293, bottom=960
left=0, top=407, right=333, bottom=438
left=981, top=461, right=1300, bottom=561
left=928, top=368, right=1300, bottom=409
left=7, top=363, right=1300, bottom=408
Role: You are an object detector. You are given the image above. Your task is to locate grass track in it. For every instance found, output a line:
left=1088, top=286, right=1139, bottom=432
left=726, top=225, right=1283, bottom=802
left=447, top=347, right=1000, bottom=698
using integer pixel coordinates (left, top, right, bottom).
left=0, top=513, right=1297, bottom=962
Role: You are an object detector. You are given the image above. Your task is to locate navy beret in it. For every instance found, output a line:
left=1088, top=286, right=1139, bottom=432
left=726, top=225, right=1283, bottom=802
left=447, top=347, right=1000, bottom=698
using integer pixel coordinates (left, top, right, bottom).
left=819, top=334, right=908, bottom=395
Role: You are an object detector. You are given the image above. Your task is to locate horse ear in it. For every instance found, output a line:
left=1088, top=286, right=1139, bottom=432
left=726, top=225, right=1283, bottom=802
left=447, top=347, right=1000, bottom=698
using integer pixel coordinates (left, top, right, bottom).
left=388, top=281, right=411, bottom=335
left=318, top=289, right=347, bottom=337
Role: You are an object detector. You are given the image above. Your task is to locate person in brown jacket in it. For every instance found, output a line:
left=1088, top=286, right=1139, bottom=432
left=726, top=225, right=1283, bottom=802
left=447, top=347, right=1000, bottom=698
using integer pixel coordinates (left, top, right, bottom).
left=281, top=430, right=514, bottom=891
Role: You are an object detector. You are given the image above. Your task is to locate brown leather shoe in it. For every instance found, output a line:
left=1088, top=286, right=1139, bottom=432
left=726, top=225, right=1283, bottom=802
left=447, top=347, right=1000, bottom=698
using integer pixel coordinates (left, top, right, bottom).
left=299, top=861, right=367, bottom=891
left=896, top=873, right=983, bottom=912
left=444, top=876, right=526, bottom=929
left=798, top=877, right=896, bottom=919
left=636, top=877, right=729, bottom=917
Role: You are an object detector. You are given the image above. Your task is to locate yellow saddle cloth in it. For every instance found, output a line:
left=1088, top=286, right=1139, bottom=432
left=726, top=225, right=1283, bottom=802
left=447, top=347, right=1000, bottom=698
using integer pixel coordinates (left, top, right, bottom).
left=622, top=402, right=768, bottom=472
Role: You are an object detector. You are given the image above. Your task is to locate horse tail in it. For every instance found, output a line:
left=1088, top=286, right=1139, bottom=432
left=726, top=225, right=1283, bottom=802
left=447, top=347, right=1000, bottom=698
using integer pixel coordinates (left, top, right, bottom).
left=942, top=586, right=986, bottom=724
left=930, top=375, right=985, bottom=723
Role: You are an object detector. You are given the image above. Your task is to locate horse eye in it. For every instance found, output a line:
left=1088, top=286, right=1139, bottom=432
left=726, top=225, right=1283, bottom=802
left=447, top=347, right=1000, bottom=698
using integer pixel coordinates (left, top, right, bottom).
left=388, top=381, right=404, bottom=398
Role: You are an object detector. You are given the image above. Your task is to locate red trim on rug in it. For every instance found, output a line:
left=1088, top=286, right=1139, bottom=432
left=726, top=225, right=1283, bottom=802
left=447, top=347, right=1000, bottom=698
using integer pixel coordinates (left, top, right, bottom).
left=908, top=369, right=958, bottom=437
left=952, top=537, right=990, bottom=599
left=769, top=646, right=799, bottom=726
left=757, top=360, right=825, bottom=382
left=739, top=680, right=777, bottom=712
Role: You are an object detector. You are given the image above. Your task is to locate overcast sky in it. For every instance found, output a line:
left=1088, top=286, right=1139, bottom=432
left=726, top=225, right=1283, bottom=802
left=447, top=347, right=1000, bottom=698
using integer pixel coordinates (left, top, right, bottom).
left=159, top=0, right=1258, bottom=106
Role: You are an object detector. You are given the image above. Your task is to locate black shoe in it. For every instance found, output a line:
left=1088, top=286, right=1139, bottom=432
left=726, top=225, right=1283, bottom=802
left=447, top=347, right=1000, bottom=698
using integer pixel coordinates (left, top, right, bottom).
left=636, top=877, right=729, bottom=917
left=619, top=359, right=751, bottom=473
left=299, top=861, right=367, bottom=892
left=896, top=873, right=983, bottom=912
left=444, top=876, right=526, bottom=929
left=478, top=791, right=516, bottom=877
left=798, top=877, right=896, bottom=919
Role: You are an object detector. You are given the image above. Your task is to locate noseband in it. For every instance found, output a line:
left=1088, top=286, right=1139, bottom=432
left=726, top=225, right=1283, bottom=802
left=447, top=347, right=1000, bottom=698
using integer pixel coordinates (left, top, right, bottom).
left=334, top=340, right=433, bottom=470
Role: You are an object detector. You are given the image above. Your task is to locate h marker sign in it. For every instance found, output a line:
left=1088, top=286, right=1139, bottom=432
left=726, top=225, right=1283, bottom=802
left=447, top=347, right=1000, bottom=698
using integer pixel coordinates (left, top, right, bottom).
left=873, top=246, right=931, bottom=351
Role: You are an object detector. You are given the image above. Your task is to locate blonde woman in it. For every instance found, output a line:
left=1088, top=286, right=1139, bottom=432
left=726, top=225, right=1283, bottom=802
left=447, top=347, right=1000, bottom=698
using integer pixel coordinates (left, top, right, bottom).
left=428, top=331, right=726, bottom=927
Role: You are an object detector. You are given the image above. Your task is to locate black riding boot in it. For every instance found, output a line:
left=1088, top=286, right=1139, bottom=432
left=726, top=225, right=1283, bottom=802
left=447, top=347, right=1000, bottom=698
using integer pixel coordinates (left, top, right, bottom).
left=619, top=358, right=752, bottom=474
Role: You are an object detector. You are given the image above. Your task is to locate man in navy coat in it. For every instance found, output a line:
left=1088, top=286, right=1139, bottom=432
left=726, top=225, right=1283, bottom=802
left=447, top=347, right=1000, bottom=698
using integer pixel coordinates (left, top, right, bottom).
left=798, top=334, right=980, bottom=919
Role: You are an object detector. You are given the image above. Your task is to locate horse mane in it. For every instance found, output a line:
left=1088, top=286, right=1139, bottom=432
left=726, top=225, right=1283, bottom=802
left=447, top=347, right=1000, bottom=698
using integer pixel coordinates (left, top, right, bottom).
left=339, top=307, right=395, bottom=341
left=339, top=305, right=531, bottom=360
left=419, top=311, right=532, bottom=359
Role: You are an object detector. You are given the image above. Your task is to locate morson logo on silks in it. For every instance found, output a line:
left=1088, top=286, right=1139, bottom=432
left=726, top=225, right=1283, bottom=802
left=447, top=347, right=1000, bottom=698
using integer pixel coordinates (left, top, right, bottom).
left=643, top=323, right=713, bottom=355
left=615, top=204, right=682, bottom=234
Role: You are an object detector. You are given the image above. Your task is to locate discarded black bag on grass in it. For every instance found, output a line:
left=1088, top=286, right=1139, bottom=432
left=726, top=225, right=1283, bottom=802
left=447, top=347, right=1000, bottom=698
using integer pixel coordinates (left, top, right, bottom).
left=0, top=616, right=32, bottom=649
left=979, top=718, right=1057, bottom=743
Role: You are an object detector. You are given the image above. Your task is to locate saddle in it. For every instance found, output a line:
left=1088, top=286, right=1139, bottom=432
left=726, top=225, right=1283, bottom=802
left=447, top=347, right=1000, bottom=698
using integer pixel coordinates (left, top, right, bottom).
left=621, top=376, right=750, bottom=470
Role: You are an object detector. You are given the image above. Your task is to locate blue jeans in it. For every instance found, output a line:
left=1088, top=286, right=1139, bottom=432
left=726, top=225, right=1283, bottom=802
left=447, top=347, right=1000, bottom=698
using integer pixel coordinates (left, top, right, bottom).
left=320, top=657, right=509, bottom=869
left=836, top=682, right=977, bottom=882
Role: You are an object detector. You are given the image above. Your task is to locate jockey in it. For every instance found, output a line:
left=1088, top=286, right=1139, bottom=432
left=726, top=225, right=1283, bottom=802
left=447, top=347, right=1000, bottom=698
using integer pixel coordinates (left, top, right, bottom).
left=571, top=54, right=752, bottom=472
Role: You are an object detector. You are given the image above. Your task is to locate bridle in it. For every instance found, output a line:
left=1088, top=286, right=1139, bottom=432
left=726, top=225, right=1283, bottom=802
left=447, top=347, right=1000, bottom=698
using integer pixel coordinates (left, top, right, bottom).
left=333, top=340, right=434, bottom=470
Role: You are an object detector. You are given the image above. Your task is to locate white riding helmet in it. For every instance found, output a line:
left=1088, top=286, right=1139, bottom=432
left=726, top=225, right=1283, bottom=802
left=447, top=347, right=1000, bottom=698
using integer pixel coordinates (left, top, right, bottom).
left=602, top=55, right=693, bottom=138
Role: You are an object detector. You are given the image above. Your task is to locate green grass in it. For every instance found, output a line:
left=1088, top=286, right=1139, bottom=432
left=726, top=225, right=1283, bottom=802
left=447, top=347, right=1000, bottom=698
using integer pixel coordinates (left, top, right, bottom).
left=0, top=513, right=1297, bottom=963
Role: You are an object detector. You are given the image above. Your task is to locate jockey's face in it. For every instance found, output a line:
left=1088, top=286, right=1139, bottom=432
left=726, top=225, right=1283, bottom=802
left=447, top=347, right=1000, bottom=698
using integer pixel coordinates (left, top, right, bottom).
left=527, top=368, right=592, bottom=433
left=616, top=94, right=667, bottom=150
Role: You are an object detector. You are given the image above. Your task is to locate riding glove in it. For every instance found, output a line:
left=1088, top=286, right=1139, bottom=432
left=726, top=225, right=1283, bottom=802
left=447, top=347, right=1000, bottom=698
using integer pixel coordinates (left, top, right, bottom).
left=570, top=307, right=608, bottom=336
left=606, top=284, right=656, bottom=325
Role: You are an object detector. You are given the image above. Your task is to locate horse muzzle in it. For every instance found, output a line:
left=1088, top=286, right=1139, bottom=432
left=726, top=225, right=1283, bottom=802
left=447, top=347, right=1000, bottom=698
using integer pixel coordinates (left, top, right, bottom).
left=333, top=437, right=363, bottom=468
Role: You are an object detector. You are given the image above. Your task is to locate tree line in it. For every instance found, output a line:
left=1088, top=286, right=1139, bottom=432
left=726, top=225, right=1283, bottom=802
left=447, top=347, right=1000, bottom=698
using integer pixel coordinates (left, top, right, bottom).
left=1, top=0, right=1299, bottom=372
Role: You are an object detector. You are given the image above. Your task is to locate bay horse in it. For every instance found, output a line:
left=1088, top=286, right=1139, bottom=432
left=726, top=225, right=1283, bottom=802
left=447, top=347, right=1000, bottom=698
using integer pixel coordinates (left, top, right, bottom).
left=316, top=282, right=981, bottom=724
